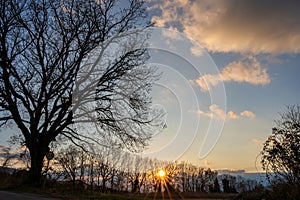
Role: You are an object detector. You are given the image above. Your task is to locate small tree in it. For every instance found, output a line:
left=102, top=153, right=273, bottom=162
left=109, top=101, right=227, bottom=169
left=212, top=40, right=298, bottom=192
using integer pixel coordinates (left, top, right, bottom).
left=0, top=146, right=13, bottom=168
left=211, top=177, right=221, bottom=193
left=56, top=145, right=87, bottom=187
left=261, top=105, right=300, bottom=185
left=220, top=174, right=237, bottom=193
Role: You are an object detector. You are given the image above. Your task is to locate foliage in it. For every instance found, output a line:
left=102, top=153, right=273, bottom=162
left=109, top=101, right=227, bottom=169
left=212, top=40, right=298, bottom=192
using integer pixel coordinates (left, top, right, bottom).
left=261, top=105, right=300, bottom=185
left=268, top=182, right=300, bottom=200
left=236, top=183, right=300, bottom=200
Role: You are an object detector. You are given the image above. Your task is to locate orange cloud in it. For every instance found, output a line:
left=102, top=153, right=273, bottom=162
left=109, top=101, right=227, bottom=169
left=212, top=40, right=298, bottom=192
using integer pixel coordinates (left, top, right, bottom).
left=196, top=57, right=270, bottom=91
left=209, top=104, right=226, bottom=120
left=228, top=111, right=239, bottom=119
left=152, top=0, right=300, bottom=54
left=197, top=105, right=255, bottom=120
left=221, top=58, right=270, bottom=84
left=241, top=110, right=256, bottom=119
left=197, top=104, right=225, bottom=120
left=196, top=74, right=221, bottom=92
left=204, top=160, right=211, bottom=167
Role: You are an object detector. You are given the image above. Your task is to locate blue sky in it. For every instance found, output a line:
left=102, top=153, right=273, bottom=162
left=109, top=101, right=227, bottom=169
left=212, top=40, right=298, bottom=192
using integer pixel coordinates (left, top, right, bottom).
left=142, top=0, right=300, bottom=172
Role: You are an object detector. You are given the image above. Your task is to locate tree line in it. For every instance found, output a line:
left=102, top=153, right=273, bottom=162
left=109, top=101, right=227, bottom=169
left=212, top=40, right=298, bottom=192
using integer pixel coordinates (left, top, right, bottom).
left=23, top=145, right=257, bottom=194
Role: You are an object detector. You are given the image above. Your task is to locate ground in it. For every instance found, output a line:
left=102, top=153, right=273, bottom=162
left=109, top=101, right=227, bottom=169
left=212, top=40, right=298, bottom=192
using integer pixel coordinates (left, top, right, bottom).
left=0, top=191, right=61, bottom=200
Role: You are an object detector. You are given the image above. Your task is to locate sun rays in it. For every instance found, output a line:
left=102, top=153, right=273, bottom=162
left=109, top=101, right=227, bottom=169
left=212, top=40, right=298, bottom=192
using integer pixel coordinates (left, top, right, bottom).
left=143, top=168, right=184, bottom=200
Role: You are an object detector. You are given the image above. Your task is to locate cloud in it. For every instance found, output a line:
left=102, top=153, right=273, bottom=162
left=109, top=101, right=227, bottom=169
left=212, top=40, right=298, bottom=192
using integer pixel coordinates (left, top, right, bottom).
left=204, top=160, right=211, bottom=167
left=228, top=111, right=239, bottom=119
left=197, top=109, right=212, bottom=118
left=197, top=105, right=255, bottom=120
left=150, top=0, right=188, bottom=28
left=197, top=104, right=225, bottom=120
left=251, top=138, right=263, bottom=146
left=196, top=74, right=220, bottom=92
left=241, top=110, right=256, bottom=119
left=209, top=104, right=226, bottom=119
left=221, top=58, right=270, bottom=84
left=196, top=57, right=270, bottom=91
left=151, top=0, right=300, bottom=54
left=190, top=45, right=204, bottom=57
left=161, top=28, right=183, bottom=41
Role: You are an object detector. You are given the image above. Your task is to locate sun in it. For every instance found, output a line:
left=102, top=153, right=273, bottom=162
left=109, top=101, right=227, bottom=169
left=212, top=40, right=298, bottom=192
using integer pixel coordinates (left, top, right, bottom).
left=158, top=169, right=166, bottom=178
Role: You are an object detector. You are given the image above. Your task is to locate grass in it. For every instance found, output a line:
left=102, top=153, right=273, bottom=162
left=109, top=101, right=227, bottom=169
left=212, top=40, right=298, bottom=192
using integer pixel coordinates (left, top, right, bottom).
left=0, top=172, right=237, bottom=200
left=0, top=173, right=148, bottom=200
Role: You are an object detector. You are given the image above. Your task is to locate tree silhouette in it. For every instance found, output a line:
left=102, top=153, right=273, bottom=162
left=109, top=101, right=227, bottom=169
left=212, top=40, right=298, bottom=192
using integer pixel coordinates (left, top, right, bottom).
left=261, top=105, right=300, bottom=185
left=220, top=174, right=237, bottom=193
left=56, top=145, right=86, bottom=188
left=211, top=177, right=220, bottom=193
left=0, top=0, right=162, bottom=184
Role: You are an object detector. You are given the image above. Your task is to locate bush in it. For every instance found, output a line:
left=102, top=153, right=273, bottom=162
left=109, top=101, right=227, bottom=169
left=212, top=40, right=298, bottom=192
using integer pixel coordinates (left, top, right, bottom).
left=236, top=182, right=300, bottom=200
left=235, top=185, right=267, bottom=200
left=269, top=183, right=300, bottom=200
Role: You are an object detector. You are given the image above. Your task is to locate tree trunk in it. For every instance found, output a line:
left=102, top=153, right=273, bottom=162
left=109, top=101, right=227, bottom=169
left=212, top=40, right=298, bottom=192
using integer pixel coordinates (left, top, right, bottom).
left=111, top=170, right=115, bottom=192
left=102, top=179, right=106, bottom=192
left=28, top=144, right=48, bottom=185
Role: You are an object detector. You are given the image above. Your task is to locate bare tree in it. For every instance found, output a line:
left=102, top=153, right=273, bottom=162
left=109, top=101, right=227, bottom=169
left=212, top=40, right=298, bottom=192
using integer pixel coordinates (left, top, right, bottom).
left=0, top=0, right=163, bottom=184
left=92, top=146, right=121, bottom=192
left=127, top=155, right=149, bottom=193
left=87, top=155, right=96, bottom=190
left=113, top=150, right=133, bottom=192
left=56, top=145, right=87, bottom=187
left=261, top=105, right=300, bottom=185
left=0, top=146, right=13, bottom=168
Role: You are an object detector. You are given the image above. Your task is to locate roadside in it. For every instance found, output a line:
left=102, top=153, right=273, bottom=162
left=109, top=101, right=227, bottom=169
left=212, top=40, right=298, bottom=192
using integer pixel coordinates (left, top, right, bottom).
left=0, top=191, right=61, bottom=200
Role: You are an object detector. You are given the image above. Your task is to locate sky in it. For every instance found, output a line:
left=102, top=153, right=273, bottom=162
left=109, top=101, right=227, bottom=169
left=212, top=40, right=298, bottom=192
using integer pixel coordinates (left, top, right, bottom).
left=141, top=0, right=300, bottom=172
left=1, top=0, right=300, bottom=174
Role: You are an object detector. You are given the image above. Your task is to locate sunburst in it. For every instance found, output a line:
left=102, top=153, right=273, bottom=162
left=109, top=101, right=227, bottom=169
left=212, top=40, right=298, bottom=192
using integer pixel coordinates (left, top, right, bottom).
left=144, top=168, right=184, bottom=200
